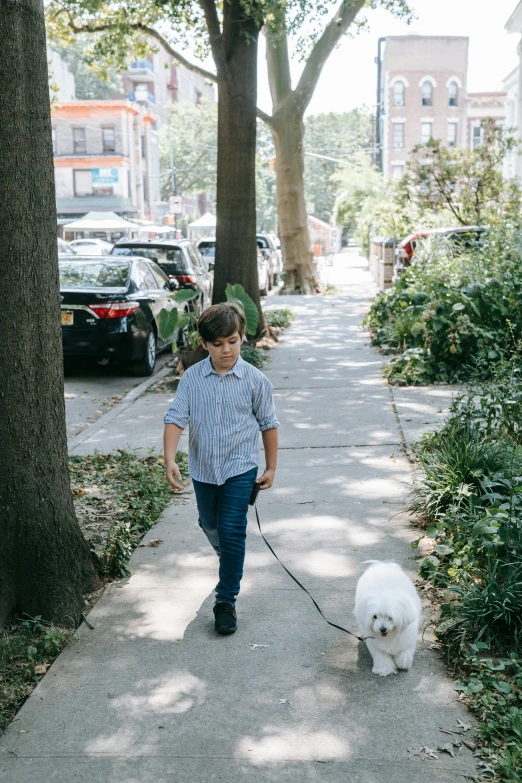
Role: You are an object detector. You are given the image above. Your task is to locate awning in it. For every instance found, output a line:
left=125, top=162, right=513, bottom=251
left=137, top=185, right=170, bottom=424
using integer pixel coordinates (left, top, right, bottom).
left=63, top=211, right=138, bottom=231
left=187, top=212, right=216, bottom=230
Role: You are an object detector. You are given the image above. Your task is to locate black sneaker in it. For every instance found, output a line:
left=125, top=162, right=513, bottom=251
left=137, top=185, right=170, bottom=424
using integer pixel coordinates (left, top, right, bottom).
left=213, top=602, right=237, bottom=635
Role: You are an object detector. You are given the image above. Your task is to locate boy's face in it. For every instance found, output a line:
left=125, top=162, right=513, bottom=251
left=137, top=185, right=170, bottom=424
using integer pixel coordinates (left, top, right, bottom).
left=201, top=330, right=242, bottom=373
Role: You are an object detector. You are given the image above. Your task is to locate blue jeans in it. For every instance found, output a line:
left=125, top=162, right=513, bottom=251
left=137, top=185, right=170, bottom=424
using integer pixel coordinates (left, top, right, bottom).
left=192, top=467, right=258, bottom=606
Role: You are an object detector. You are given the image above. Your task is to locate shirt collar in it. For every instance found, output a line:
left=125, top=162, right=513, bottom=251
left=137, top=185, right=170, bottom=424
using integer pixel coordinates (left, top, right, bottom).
left=202, top=354, right=245, bottom=378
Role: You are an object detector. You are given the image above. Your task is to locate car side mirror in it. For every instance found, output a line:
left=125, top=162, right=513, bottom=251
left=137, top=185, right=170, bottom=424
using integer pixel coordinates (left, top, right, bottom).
left=168, top=278, right=179, bottom=291
left=208, top=262, right=215, bottom=272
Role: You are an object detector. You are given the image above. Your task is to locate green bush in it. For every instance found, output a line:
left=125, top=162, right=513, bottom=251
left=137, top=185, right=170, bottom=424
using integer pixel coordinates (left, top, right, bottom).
left=410, top=368, right=522, bottom=779
left=365, top=225, right=522, bottom=384
left=264, top=308, right=293, bottom=329
left=240, top=345, right=267, bottom=368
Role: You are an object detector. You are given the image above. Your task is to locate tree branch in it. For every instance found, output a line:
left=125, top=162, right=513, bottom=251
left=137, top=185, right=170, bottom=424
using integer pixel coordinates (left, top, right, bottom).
left=265, top=26, right=292, bottom=112
left=136, top=25, right=218, bottom=83
left=200, top=0, right=228, bottom=79
left=293, top=0, right=366, bottom=116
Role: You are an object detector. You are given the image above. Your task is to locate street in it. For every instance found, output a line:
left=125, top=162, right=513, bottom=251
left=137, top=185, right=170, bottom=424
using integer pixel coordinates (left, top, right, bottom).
left=64, top=352, right=172, bottom=439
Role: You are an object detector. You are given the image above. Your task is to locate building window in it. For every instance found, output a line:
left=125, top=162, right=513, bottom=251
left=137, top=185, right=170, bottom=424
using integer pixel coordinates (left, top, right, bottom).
left=141, top=135, right=146, bottom=158
left=392, top=123, right=404, bottom=149
left=73, top=169, right=92, bottom=196
left=393, top=82, right=405, bottom=108
left=421, top=81, right=433, bottom=107
left=448, top=122, right=458, bottom=148
left=472, top=125, right=483, bottom=150
left=392, top=164, right=404, bottom=179
left=448, top=81, right=458, bottom=107
left=102, top=127, right=116, bottom=154
left=143, top=174, right=149, bottom=204
left=421, top=122, right=432, bottom=145
left=73, top=127, right=86, bottom=154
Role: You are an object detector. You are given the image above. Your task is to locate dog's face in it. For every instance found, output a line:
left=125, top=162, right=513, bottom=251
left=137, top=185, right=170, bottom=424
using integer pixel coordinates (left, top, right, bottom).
left=362, top=595, right=416, bottom=638
left=370, top=611, right=396, bottom=638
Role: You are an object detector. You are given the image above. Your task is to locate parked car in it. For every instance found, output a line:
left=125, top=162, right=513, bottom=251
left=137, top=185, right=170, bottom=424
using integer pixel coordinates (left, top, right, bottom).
left=267, top=233, right=283, bottom=277
left=257, top=233, right=282, bottom=286
left=196, top=237, right=270, bottom=296
left=57, top=238, right=77, bottom=256
left=69, top=238, right=114, bottom=255
left=394, top=225, right=489, bottom=281
left=59, top=256, right=181, bottom=376
left=197, top=237, right=216, bottom=266
left=111, top=238, right=213, bottom=311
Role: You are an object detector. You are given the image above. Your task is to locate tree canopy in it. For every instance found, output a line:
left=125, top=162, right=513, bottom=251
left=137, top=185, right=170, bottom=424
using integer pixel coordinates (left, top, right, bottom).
left=304, top=110, right=372, bottom=223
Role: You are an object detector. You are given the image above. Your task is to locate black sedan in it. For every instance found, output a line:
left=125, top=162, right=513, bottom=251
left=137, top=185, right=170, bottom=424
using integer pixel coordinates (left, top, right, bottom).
left=59, top=256, right=182, bottom=376
left=111, top=238, right=213, bottom=311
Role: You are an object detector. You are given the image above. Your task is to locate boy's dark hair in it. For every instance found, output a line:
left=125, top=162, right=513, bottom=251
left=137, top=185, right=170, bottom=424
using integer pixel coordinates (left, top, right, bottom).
left=198, top=302, right=246, bottom=342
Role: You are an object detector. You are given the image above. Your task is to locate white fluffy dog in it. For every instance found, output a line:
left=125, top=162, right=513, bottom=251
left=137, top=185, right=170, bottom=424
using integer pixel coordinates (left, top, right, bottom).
left=354, top=561, right=421, bottom=677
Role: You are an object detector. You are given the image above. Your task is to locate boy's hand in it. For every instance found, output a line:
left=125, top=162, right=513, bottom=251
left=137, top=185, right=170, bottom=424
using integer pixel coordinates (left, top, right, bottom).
left=166, top=461, right=183, bottom=491
left=256, top=469, right=275, bottom=490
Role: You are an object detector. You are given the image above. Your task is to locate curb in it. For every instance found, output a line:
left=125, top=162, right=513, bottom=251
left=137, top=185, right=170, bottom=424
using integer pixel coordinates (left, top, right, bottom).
left=68, top=366, right=173, bottom=454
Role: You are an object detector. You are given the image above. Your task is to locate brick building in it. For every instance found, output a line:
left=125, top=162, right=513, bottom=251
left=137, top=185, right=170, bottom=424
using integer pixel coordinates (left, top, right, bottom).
left=380, top=36, right=469, bottom=179
left=52, top=101, right=159, bottom=223
left=467, top=92, right=506, bottom=150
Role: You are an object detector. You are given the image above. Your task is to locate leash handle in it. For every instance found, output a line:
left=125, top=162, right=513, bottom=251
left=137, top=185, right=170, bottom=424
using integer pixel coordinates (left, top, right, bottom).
left=253, top=504, right=366, bottom=643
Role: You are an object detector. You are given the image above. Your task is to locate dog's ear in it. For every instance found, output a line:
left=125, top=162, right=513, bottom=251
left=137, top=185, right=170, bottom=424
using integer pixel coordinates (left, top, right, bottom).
left=396, top=596, right=417, bottom=630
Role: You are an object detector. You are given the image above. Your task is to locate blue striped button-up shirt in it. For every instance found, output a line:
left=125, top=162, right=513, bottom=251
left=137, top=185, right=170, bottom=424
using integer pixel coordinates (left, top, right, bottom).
left=164, top=355, right=279, bottom=485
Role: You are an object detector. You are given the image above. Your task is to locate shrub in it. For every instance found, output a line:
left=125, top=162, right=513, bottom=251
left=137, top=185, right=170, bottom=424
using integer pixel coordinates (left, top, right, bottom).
left=365, top=225, right=522, bottom=385
left=264, top=308, right=293, bottom=329
left=410, top=368, right=522, bottom=779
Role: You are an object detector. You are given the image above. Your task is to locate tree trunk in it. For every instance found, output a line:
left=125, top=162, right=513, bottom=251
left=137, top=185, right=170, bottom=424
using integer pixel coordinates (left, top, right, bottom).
left=271, top=105, right=322, bottom=294
left=211, top=0, right=263, bottom=329
left=0, top=0, right=100, bottom=627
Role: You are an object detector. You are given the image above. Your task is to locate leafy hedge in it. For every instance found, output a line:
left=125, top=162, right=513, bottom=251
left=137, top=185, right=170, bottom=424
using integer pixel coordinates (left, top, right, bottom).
left=410, top=367, right=522, bottom=780
left=365, top=227, right=522, bottom=385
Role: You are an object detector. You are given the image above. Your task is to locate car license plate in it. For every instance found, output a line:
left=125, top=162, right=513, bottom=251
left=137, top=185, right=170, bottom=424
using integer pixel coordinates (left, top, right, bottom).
left=61, top=311, right=74, bottom=325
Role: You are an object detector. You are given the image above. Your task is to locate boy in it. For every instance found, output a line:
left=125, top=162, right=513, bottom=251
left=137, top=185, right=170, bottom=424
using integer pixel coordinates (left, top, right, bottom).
left=164, top=302, right=279, bottom=635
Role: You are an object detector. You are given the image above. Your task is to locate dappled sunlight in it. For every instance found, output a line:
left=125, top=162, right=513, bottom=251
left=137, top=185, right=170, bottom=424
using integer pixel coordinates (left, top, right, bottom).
left=110, top=672, right=205, bottom=716
left=109, top=587, right=211, bottom=641
left=236, top=727, right=350, bottom=763
left=414, top=676, right=457, bottom=705
left=85, top=726, right=153, bottom=755
left=298, top=550, right=353, bottom=577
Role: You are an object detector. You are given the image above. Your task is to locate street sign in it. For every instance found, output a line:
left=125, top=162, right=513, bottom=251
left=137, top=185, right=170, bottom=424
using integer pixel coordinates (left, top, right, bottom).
left=169, top=195, right=182, bottom=214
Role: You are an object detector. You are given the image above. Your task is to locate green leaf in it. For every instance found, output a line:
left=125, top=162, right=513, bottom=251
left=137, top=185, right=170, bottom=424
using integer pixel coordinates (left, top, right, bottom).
left=158, top=307, right=179, bottom=340
left=426, top=523, right=440, bottom=538
left=493, top=680, right=511, bottom=694
left=466, top=678, right=484, bottom=693
left=173, top=288, right=201, bottom=303
left=434, top=544, right=454, bottom=556
left=452, top=302, right=465, bottom=311
left=225, top=283, right=259, bottom=335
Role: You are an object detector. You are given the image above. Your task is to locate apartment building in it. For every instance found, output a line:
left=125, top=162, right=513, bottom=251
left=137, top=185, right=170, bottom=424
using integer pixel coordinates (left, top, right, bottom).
left=52, top=100, right=160, bottom=223
left=467, top=92, right=506, bottom=150
left=380, top=36, right=469, bottom=179
left=121, top=46, right=215, bottom=127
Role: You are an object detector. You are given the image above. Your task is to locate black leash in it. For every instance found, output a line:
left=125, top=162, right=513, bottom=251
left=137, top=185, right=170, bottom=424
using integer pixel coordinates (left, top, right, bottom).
left=253, top=503, right=368, bottom=643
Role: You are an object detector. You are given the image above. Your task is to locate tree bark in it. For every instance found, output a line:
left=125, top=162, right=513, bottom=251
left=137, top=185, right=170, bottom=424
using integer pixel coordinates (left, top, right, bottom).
left=0, top=0, right=100, bottom=627
left=271, top=106, right=321, bottom=294
left=203, top=0, right=263, bottom=326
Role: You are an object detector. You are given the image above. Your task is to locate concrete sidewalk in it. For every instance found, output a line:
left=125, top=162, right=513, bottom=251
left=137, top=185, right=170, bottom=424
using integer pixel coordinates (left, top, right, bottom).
left=1, top=252, right=477, bottom=782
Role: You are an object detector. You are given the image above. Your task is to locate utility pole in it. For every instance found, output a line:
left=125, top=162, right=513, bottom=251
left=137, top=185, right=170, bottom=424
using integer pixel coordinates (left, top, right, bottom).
left=168, top=122, right=177, bottom=232
left=375, top=37, right=386, bottom=173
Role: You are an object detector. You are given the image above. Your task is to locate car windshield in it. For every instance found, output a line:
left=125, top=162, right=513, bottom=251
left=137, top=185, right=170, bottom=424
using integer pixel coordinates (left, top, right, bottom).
left=113, top=244, right=187, bottom=275
left=59, top=260, right=130, bottom=288
left=198, top=242, right=215, bottom=258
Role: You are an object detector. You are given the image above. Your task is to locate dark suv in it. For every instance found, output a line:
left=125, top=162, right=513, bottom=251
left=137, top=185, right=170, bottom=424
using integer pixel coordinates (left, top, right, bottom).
left=111, top=238, right=213, bottom=309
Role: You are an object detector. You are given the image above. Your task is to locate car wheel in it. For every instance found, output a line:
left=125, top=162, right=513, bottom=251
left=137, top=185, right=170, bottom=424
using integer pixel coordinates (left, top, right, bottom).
left=260, top=281, right=268, bottom=297
left=273, top=273, right=279, bottom=286
left=132, top=327, right=156, bottom=376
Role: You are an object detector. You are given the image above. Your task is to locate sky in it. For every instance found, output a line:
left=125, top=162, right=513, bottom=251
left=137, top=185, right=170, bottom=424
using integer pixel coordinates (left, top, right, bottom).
left=254, top=0, right=521, bottom=116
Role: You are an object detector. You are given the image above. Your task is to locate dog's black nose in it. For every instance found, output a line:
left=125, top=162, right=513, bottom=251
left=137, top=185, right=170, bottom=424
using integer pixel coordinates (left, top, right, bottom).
left=380, top=626, right=387, bottom=634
